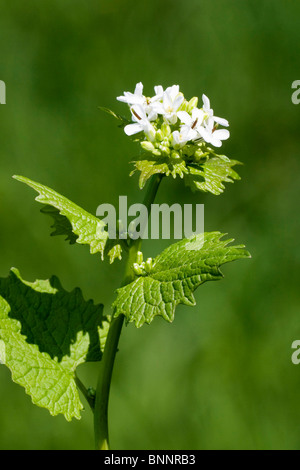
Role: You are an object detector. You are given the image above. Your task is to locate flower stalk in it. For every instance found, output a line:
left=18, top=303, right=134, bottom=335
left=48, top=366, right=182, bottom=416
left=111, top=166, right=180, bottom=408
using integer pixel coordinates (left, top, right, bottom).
left=93, top=174, right=163, bottom=450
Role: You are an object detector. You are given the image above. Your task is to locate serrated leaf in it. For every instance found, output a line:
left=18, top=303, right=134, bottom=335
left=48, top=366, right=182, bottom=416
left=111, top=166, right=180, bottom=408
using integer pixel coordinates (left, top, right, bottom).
left=131, top=157, right=188, bottom=189
left=185, top=157, right=241, bottom=195
left=40, top=205, right=78, bottom=245
left=14, top=175, right=122, bottom=263
left=0, top=268, right=109, bottom=420
left=113, top=232, right=250, bottom=327
left=104, top=239, right=123, bottom=264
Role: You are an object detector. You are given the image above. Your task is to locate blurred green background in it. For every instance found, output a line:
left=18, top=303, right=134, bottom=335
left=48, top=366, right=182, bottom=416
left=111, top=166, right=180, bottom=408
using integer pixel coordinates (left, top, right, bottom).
left=1, top=0, right=300, bottom=450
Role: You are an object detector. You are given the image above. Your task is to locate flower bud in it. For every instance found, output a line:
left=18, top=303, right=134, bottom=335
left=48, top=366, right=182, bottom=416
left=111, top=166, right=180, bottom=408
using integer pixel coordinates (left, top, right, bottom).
left=141, top=141, right=155, bottom=152
left=145, top=257, right=153, bottom=273
left=146, top=126, right=156, bottom=142
left=136, top=251, right=143, bottom=264
left=161, top=122, right=171, bottom=137
left=187, top=97, right=198, bottom=113
left=171, top=150, right=181, bottom=160
left=194, top=148, right=207, bottom=162
left=133, top=263, right=143, bottom=276
left=184, top=145, right=196, bottom=157
left=159, top=144, right=170, bottom=156
left=178, top=99, right=188, bottom=112
left=155, top=129, right=164, bottom=141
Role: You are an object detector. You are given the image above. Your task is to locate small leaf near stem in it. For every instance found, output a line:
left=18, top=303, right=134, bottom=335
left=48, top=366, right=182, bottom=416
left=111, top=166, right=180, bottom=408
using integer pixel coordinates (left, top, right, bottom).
left=93, top=174, right=163, bottom=450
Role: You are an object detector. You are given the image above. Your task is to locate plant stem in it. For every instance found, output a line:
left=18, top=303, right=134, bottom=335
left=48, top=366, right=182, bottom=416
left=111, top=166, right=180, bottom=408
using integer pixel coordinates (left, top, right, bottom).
left=93, top=174, right=163, bottom=450
left=75, top=374, right=95, bottom=411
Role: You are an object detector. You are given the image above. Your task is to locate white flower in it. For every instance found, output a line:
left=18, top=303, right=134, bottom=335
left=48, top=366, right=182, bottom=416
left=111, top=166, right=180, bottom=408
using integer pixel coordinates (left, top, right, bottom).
left=152, top=85, right=164, bottom=102
left=117, top=82, right=163, bottom=119
left=202, top=94, right=229, bottom=128
left=196, top=94, right=230, bottom=147
left=171, top=125, right=196, bottom=148
left=118, top=85, right=231, bottom=148
left=124, top=104, right=156, bottom=141
left=198, top=124, right=230, bottom=148
left=177, top=106, right=229, bottom=147
left=177, top=108, right=205, bottom=138
left=117, top=82, right=145, bottom=106
left=154, top=85, right=184, bottom=124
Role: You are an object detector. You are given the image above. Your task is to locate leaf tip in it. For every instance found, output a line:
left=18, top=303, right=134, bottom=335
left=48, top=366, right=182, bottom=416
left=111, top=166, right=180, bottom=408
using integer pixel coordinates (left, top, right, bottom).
left=9, top=266, right=21, bottom=279
left=12, top=175, right=29, bottom=185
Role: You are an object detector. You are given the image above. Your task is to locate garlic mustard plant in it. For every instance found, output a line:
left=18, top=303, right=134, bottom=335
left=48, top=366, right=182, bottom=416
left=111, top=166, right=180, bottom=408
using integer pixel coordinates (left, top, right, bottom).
left=0, top=82, right=250, bottom=450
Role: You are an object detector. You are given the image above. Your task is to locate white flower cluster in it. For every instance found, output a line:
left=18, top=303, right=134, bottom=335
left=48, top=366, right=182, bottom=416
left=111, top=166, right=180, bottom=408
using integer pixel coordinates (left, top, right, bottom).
left=117, top=82, right=230, bottom=149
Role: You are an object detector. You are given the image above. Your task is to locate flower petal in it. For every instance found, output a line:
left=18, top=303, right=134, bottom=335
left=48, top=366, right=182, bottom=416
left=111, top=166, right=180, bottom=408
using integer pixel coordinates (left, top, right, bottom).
left=167, top=113, right=178, bottom=125
left=117, top=93, right=144, bottom=105
left=182, top=126, right=198, bottom=141
left=131, top=104, right=147, bottom=121
left=163, top=91, right=172, bottom=109
left=213, top=129, right=230, bottom=141
left=124, top=123, right=143, bottom=136
left=167, top=85, right=180, bottom=99
left=211, top=137, right=222, bottom=147
left=116, top=94, right=130, bottom=103
left=151, top=101, right=165, bottom=114
left=177, top=111, right=192, bottom=125
left=171, top=130, right=180, bottom=145
left=192, top=108, right=204, bottom=121
left=197, top=126, right=212, bottom=143
left=134, top=82, right=144, bottom=96
left=214, top=116, right=229, bottom=127
left=147, top=108, right=158, bottom=121
left=173, top=94, right=184, bottom=110
left=153, top=85, right=164, bottom=97
left=202, top=94, right=210, bottom=110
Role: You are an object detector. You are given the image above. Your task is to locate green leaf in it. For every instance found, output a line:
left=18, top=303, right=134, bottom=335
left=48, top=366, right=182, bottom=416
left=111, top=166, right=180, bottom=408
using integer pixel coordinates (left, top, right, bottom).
left=13, top=175, right=122, bottom=263
left=131, top=156, right=188, bottom=189
left=185, top=157, right=241, bottom=195
left=103, top=239, right=123, bottom=264
left=130, top=150, right=240, bottom=193
left=40, top=205, right=78, bottom=245
left=113, top=232, right=250, bottom=327
left=0, top=268, right=109, bottom=420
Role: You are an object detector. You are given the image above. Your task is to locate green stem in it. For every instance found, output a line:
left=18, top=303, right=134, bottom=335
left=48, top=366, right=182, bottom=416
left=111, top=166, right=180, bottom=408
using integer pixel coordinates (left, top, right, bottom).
left=93, top=174, right=163, bottom=450
left=75, top=374, right=95, bottom=411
